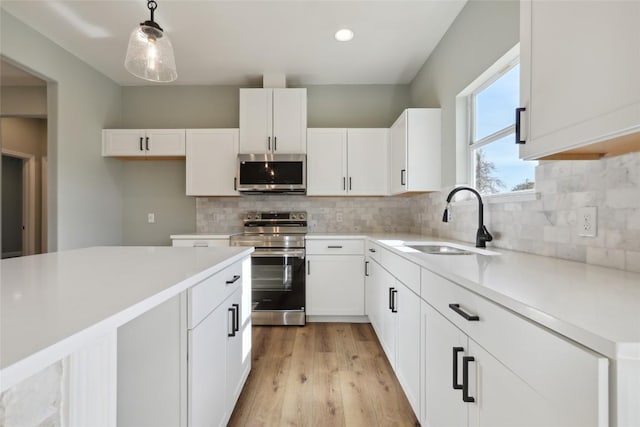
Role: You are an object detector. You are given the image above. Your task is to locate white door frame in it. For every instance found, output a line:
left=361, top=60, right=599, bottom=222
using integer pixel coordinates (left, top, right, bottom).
left=2, top=148, right=37, bottom=256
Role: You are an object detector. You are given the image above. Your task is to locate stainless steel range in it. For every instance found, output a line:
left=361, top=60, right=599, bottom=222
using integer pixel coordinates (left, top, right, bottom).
left=230, top=211, right=306, bottom=326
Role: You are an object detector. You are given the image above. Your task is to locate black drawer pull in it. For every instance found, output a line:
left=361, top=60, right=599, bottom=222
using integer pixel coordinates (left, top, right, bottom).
left=369, top=248, right=376, bottom=253
left=449, top=303, right=479, bottom=321
left=515, top=107, right=526, bottom=144
left=388, top=287, right=394, bottom=310
left=327, top=245, right=343, bottom=249
left=452, top=347, right=464, bottom=390
left=462, top=356, right=475, bottom=403
left=226, top=275, right=241, bottom=284
left=364, top=261, right=370, bottom=277
left=391, top=289, right=398, bottom=313
left=228, top=307, right=236, bottom=337
left=233, top=303, right=240, bottom=333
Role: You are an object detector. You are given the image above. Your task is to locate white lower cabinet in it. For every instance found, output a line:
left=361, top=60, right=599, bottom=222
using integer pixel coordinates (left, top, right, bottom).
left=420, top=267, right=609, bottom=427
left=365, top=255, right=420, bottom=417
left=306, top=239, right=365, bottom=316
left=117, top=257, right=251, bottom=427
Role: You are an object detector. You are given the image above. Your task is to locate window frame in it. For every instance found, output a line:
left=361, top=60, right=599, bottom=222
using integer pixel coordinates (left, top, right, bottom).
left=466, top=56, right=535, bottom=199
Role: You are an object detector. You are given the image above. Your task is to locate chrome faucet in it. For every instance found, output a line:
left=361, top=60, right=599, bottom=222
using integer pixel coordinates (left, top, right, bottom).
left=442, top=186, right=493, bottom=248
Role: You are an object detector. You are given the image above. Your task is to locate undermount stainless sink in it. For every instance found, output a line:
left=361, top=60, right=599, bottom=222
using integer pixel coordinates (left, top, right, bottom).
left=407, top=244, right=474, bottom=255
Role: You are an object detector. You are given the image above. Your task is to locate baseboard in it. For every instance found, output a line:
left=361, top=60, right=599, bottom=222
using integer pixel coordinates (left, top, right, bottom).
left=305, top=315, right=370, bottom=323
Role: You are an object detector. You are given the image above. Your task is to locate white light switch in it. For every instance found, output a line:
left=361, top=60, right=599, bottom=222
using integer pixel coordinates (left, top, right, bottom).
left=147, top=213, right=155, bottom=224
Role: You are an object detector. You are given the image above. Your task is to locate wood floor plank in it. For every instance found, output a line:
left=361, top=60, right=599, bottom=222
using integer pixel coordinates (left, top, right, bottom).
left=228, top=323, right=417, bottom=427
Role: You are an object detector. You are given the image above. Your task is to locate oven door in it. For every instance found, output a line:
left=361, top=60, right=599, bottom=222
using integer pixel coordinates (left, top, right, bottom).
left=251, top=249, right=305, bottom=311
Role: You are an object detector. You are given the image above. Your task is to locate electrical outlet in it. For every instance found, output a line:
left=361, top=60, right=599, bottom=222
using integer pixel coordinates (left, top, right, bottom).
left=147, top=213, right=155, bottom=224
left=578, top=207, right=597, bottom=237
left=336, top=211, right=343, bottom=223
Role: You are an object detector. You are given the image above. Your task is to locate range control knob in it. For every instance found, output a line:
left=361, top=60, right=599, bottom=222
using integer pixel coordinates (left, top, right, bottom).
left=298, top=213, right=306, bottom=220
left=291, top=214, right=298, bottom=220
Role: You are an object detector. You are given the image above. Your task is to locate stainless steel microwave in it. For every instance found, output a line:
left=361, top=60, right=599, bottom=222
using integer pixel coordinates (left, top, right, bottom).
left=237, top=154, right=306, bottom=194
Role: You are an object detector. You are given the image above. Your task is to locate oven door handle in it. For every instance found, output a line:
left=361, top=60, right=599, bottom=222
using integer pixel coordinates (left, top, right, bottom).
left=251, top=249, right=306, bottom=258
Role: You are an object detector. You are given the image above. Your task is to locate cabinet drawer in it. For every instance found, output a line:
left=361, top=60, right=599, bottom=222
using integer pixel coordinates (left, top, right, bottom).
left=379, top=246, right=420, bottom=295
left=306, top=239, right=364, bottom=255
left=188, top=261, right=243, bottom=328
left=421, top=268, right=608, bottom=424
left=172, top=239, right=229, bottom=247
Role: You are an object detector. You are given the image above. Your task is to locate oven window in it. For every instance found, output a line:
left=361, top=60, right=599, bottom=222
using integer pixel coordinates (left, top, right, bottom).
left=251, top=255, right=304, bottom=291
left=239, top=161, right=303, bottom=185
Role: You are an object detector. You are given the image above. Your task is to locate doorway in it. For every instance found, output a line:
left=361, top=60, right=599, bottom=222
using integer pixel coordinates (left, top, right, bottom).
left=2, top=155, right=23, bottom=258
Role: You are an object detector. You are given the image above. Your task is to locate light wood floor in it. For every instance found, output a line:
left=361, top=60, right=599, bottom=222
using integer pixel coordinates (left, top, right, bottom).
left=228, top=323, right=418, bottom=427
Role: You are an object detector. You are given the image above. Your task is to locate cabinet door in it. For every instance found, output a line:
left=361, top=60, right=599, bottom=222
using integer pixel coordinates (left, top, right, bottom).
left=389, top=112, right=407, bottom=194
left=188, top=302, right=228, bottom=427
left=346, top=129, right=388, bottom=196
left=366, top=259, right=384, bottom=337
left=306, top=254, right=365, bottom=316
left=422, top=301, right=468, bottom=427
left=146, top=129, right=186, bottom=156
left=239, top=88, right=272, bottom=153
left=102, top=129, right=147, bottom=157
left=395, top=283, right=421, bottom=418
left=225, top=287, right=243, bottom=417
left=520, top=0, right=640, bottom=159
left=186, top=129, right=239, bottom=196
left=306, top=129, right=347, bottom=196
left=379, top=270, right=398, bottom=367
left=272, top=88, right=307, bottom=153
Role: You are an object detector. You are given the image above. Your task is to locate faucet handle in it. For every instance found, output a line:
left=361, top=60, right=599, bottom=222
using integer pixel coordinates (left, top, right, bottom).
left=482, top=225, right=493, bottom=243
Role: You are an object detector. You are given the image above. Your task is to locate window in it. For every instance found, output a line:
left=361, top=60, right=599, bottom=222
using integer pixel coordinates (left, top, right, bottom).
left=469, top=61, right=536, bottom=195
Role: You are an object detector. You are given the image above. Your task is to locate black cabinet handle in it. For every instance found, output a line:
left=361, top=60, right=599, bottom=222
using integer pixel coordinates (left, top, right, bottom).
left=462, top=356, right=475, bottom=403
left=388, top=287, right=394, bottom=310
left=145, top=136, right=149, bottom=151
left=139, top=137, right=143, bottom=151
left=234, top=177, right=237, bottom=191
left=369, top=248, right=376, bottom=253
left=401, top=169, right=406, bottom=186
left=268, top=136, right=271, bottom=151
left=449, top=303, right=479, bottom=321
left=226, top=275, right=241, bottom=284
left=452, top=347, right=464, bottom=390
left=349, top=177, right=352, bottom=190
left=307, top=260, right=310, bottom=275
left=391, top=289, right=398, bottom=313
left=228, top=307, right=236, bottom=337
left=365, top=261, right=370, bottom=277
left=327, top=245, right=343, bottom=249
left=274, top=136, right=277, bottom=151
left=515, top=107, right=526, bottom=144
left=233, top=303, right=240, bottom=333
left=343, top=177, right=346, bottom=191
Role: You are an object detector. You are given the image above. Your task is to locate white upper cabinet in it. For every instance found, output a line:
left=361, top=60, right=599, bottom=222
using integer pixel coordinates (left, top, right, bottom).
left=239, top=88, right=307, bottom=154
left=102, top=129, right=185, bottom=157
left=307, top=128, right=388, bottom=196
left=389, top=108, right=441, bottom=194
left=519, top=0, right=640, bottom=160
left=185, top=129, right=239, bottom=196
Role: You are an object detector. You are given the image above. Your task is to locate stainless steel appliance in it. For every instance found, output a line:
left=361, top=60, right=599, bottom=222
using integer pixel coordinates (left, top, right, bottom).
left=230, top=211, right=307, bottom=325
left=236, top=154, right=306, bottom=194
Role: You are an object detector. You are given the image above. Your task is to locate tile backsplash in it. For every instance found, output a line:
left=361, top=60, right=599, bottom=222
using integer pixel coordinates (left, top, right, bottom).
left=197, top=152, right=640, bottom=273
left=196, top=195, right=414, bottom=234
left=412, top=151, right=640, bottom=273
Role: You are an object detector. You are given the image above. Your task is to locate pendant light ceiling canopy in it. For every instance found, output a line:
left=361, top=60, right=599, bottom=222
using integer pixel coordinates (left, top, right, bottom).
left=124, top=0, right=177, bottom=83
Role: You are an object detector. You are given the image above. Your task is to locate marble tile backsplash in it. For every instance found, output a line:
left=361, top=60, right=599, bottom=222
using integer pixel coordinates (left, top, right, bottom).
left=196, top=195, right=415, bottom=234
left=196, top=152, right=640, bottom=273
left=412, top=152, right=640, bottom=273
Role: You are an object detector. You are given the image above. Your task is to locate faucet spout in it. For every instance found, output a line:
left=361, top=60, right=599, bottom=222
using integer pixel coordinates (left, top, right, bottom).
left=442, top=186, right=493, bottom=248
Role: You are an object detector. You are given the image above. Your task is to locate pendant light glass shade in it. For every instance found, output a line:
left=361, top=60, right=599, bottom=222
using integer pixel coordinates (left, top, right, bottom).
left=124, top=1, right=177, bottom=83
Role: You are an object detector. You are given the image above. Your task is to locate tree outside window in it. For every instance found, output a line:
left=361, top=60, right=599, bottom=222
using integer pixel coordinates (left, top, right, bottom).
left=470, top=62, right=536, bottom=195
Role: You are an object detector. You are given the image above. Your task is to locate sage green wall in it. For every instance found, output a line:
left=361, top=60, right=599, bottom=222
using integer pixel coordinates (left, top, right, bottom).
left=409, top=0, right=519, bottom=186
left=1, top=10, right=123, bottom=250
left=119, top=84, right=410, bottom=245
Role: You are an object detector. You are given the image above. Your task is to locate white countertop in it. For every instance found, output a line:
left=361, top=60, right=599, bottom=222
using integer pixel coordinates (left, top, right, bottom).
left=308, top=233, right=640, bottom=360
left=0, top=246, right=252, bottom=391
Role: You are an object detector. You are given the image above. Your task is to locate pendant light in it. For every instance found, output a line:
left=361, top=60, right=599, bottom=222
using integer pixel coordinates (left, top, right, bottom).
left=124, top=0, right=177, bottom=83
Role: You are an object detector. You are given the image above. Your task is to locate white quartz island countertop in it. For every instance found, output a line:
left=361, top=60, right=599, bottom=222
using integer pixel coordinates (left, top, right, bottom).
left=0, top=246, right=253, bottom=392
left=307, top=233, right=640, bottom=361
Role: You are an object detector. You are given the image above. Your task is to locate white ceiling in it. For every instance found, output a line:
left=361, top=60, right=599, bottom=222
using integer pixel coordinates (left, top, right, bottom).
left=0, top=0, right=466, bottom=87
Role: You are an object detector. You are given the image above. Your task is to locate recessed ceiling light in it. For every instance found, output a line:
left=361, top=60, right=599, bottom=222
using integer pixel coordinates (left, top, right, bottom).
left=335, top=29, right=354, bottom=42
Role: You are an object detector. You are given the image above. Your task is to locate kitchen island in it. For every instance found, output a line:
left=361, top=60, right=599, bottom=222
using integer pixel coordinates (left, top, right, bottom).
left=0, top=246, right=252, bottom=426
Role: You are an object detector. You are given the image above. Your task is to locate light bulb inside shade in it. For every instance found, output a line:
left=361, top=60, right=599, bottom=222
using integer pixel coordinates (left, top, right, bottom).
left=125, top=25, right=177, bottom=82
left=334, top=28, right=354, bottom=42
